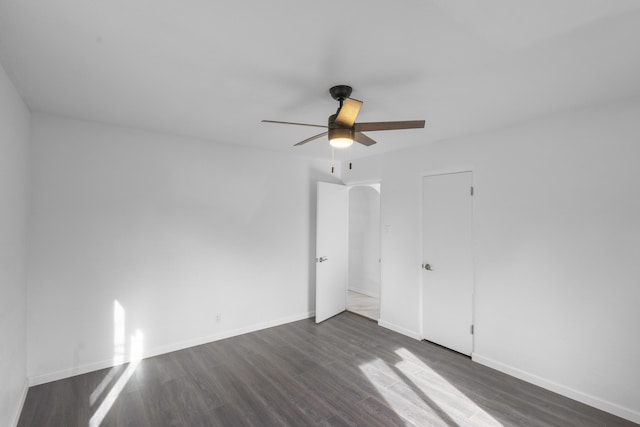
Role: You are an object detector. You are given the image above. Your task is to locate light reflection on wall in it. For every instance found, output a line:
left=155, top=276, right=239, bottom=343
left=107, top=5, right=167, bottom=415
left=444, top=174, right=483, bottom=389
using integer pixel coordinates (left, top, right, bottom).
left=88, top=300, right=144, bottom=427
left=113, top=300, right=125, bottom=365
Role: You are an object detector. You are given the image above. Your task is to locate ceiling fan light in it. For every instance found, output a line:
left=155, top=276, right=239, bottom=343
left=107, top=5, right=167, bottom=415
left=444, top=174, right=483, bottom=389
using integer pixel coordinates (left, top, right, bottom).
left=329, top=137, right=353, bottom=148
left=328, top=127, right=353, bottom=148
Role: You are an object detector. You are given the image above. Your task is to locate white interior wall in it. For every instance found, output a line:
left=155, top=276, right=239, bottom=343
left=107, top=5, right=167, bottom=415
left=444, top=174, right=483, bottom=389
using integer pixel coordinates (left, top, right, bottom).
left=27, top=113, right=337, bottom=384
left=342, top=99, right=640, bottom=423
left=348, top=186, right=381, bottom=297
left=0, top=63, right=30, bottom=426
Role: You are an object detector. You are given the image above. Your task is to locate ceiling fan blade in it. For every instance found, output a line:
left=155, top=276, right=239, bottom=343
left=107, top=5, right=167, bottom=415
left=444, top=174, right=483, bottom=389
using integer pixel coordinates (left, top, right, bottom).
left=335, top=98, right=363, bottom=127
left=354, top=132, right=377, bottom=146
left=354, top=120, right=425, bottom=132
left=294, top=131, right=328, bottom=146
left=262, top=120, right=327, bottom=129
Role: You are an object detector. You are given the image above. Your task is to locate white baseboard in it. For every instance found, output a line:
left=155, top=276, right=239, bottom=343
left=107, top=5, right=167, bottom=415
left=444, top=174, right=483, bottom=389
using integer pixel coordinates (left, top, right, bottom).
left=378, top=319, right=422, bottom=340
left=148, top=310, right=315, bottom=359
left=29, top=359, right=116, bottom=386
left=10, top=379, right=29, bottom=427
left=472, top=353, right=640, bottom=424
left=28, top=310, right=315, bottom=386
left=348, top=287, right=380, bottom=298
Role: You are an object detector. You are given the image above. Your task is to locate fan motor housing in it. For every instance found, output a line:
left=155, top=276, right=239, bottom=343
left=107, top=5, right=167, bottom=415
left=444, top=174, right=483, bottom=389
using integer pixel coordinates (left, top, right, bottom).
left=328, top=127, right=353, bottom=140
left=329, top=85, right=353, bottom=101
left=328, top=113, right=353, bottom=140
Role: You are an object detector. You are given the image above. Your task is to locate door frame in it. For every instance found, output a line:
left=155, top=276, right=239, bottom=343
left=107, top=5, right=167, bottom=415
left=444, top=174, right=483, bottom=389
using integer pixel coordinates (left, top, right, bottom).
left=418, top=170, right=476, bottom=354
left=346, top=179, right=382, bottom=323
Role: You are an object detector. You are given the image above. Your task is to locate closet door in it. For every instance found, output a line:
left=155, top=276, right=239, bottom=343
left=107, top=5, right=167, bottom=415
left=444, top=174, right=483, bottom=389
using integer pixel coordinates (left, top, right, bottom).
left=422, top=172, right=474, bottom=355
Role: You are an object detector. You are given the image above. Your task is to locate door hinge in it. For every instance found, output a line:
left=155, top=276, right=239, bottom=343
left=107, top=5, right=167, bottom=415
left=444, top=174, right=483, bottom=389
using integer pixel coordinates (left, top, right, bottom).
left=470, top=186, right=474, bottom=196
left=470, top=324, right=474, bottom=335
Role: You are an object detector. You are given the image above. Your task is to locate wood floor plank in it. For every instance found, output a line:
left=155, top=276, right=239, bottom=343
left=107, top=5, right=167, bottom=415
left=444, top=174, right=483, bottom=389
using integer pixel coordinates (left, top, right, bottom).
left=18, top=312, right=638, bottom=426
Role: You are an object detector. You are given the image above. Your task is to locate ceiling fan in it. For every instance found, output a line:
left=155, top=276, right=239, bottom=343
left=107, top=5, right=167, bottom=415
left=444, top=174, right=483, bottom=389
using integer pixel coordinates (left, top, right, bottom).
left=262, top=85, right=425, bottom=149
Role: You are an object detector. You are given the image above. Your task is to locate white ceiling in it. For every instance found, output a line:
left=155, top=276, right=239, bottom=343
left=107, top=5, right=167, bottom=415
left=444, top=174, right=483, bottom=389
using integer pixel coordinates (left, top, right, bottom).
left=2, top=0, right=640, bottom=160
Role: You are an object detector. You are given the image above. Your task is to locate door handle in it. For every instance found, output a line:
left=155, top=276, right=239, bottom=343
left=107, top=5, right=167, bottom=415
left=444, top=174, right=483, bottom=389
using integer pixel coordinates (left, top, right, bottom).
left=422, top=263, right=433, bottom=271
left=316, top=256, right=328, bottom=263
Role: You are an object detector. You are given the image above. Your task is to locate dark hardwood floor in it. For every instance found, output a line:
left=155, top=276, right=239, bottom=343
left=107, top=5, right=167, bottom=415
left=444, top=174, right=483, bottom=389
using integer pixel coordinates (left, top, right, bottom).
left=18, top=312, right=637, bottom=426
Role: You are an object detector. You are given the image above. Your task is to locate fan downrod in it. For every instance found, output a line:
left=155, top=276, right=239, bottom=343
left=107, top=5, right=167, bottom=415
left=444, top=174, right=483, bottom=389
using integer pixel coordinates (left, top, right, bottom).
left=329, top=85, right=352, bottom=102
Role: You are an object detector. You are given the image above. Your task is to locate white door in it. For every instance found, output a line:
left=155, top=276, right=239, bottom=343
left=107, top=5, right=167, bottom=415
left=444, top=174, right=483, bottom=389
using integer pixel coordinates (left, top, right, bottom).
left=316, top=182, right=348, bottom=323
left=422, top=172, right=474, bottom=355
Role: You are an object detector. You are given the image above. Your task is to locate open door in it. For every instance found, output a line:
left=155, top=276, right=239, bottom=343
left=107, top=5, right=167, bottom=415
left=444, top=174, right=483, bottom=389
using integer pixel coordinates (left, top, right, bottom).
left=316, top=182, right=348, bottom=323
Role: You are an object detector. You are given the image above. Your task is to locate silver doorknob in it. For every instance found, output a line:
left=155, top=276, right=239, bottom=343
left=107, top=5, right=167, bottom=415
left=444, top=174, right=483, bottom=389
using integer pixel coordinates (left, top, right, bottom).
left=422, top=263, right=432, bottom=271
left=316, top=256, right=328, bottom=263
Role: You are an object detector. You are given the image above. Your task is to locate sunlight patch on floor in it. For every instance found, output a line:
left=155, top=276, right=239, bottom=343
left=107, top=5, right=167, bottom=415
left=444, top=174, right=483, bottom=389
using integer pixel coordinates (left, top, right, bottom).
left=89, top=300, right=144, bottom=427
left=359, top=347, right=502, bottom=426
left=89, top=366, right=122, bottom=407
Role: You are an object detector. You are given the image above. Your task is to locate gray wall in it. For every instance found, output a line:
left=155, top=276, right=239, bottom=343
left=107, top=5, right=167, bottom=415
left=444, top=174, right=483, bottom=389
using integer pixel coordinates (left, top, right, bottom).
left=342, top=98, right=640, bottom=422
left=26, top=113, right=336, bottom=385
left=0, top=62, right=30, bottom=426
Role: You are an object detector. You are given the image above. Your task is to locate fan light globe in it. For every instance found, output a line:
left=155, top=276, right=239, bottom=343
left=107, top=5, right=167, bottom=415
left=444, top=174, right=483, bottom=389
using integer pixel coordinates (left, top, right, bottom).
left=329, top=137, right=353, bottom=148
left=328, top=126, right=353, bottom=148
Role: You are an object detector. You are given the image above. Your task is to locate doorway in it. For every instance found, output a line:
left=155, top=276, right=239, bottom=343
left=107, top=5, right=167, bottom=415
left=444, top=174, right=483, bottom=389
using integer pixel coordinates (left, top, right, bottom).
left=421, top=172, right=474, bottom=355
left=347, top=184, right=381, bottom=321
